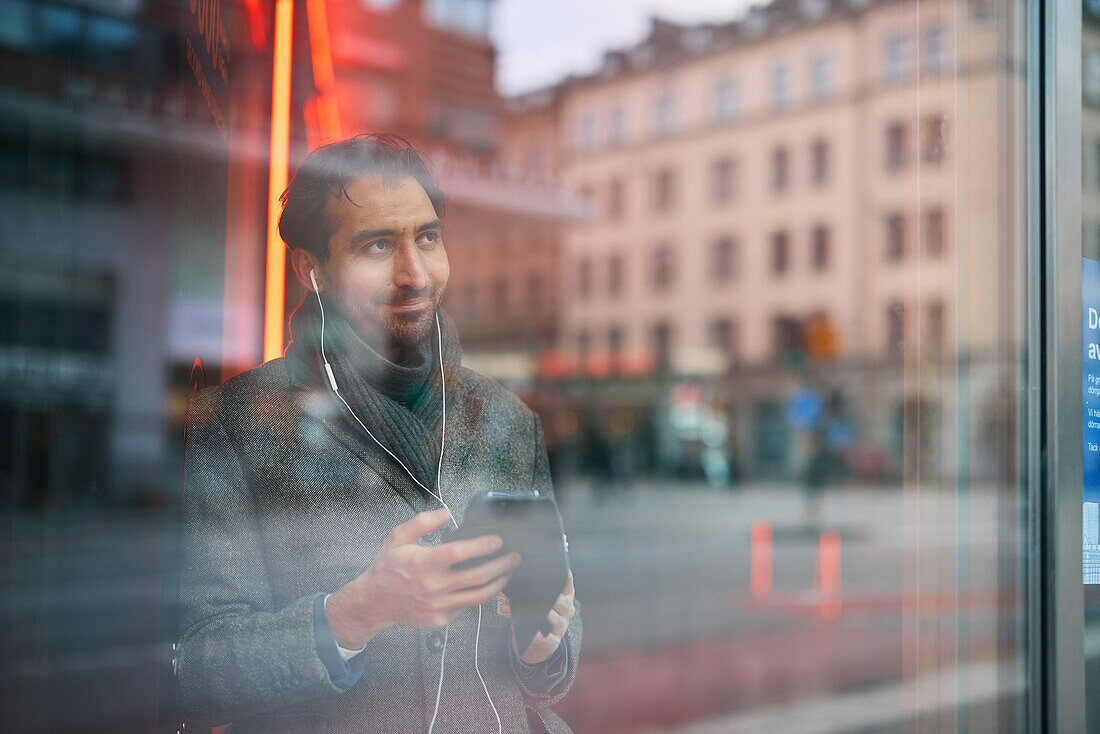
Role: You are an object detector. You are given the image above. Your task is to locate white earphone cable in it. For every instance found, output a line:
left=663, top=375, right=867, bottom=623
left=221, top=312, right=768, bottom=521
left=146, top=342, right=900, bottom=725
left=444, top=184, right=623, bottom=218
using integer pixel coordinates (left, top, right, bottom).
left=312, top=277, right=497, bottom=734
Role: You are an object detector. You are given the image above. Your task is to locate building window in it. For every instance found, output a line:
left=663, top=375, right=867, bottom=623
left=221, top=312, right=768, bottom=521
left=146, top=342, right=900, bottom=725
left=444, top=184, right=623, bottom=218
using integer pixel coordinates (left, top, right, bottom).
left=652, top=92, right=677, bottom=137
left=921, top=114, right=946, bottom=163
left=923, top=23, right=948, bottom=73
left=608, top=253, right=624, bottom=295
left=709, top=317, right=737, bottom=361
left=771, top=146, right=790, bottom=192
left=654, top=166, right=676, bottom=211
left=710, top=157, right=737, bottom=204
left=577, top=112, right=597, bottom=153
left=771, top=231, right=790, bottom=275
left=577, top=328, right=591, bottom=359
left=578, top=258, right=592, bottom=298
left=810, top=53, right=833, bottom=102
left=884, top=32, right=911, bottom=82
left=771, top=63, right=792, bottom=111
left=811, top=138, right=829, bottom=185
left=886, top=122, right=907, bottom=171
left=772, top=315, right=802, bottom=359
left=886, top=213, right=906, bottom=261
left=651, top=321, right=673, bottom=369
left=609, top=104, right=628, bottom=147
left=710, top=77, right=740, bottom=124
left=652, top=244, right=675, bottom=291
left=886, top=301, right=905, bottom=354
left=925, top=300, right=945, bottom=351
left=923, top=207, right=945, bottom=256
left=608, top=177, right=625, bottom=220
left=710, top=236, right=737, bottom=283
left=811, top=225, right=831, bottom=271
left=608, top=325, right=624, bottom=360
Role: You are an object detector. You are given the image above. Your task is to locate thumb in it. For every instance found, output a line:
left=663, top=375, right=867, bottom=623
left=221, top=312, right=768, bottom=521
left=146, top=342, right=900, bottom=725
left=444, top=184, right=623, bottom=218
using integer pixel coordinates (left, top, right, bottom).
left=388, top=508, right=452, bottom=546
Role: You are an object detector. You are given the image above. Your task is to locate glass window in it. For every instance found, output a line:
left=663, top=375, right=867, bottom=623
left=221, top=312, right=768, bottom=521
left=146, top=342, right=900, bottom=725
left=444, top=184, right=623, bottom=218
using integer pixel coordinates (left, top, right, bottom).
left=609, top=104, right=628, bottom=146
left=884, top=31, right=911, bottom=82
left=652, top=91, right=677, bottom=136
left=811, top=138, right=830, bottom=184
left=886, top=212, right=906, bottom=260
left=923, top=22, right=948, bottom=73
left=771, top=230, right=790, bottom=275
left=710, top=156, right=736, bottom=204
left=0, top=2, right=1037, bottom=732
left=886, top=121, right=907, bottom=171
left=654, top=166, right=676, bottom=211
left=810, top=53, right=833, bottom=101
left=710, top=77, right=741, bottom=123
left=771, top=62, right=792, bottom=110
left=652, top=244, right=676, bottom=290
left=811, top=224, right=830, bottom=270
left=710, top=236, right=737, bottom=282
left=772, top=146, right=790, bottom=192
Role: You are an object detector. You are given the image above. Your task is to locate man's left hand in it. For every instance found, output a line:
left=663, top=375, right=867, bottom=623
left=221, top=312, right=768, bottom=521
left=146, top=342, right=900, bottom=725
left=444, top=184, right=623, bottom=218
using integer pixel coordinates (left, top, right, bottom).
left=499, top=571, right=575, bottom=665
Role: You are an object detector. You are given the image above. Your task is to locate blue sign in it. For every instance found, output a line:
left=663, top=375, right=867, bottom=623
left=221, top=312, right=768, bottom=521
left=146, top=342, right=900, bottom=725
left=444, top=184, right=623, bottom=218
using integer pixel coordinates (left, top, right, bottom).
left=1083, top=257, right=1100, bottom=583
left=786, top=388, right=823, bottom=431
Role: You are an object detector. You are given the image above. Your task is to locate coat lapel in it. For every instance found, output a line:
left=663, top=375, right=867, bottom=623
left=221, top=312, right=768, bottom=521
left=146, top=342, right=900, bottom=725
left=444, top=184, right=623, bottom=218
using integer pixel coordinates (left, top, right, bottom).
left=304, top=386, right=430, bottom=515
left=294, top=365, right=487, bottom=521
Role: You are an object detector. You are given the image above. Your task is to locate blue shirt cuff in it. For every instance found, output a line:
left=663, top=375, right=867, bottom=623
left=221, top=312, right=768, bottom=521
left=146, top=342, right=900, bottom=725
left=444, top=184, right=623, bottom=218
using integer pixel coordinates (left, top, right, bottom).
left=514, top=639, right=569, bottom=694
left=312, top=594, right=367, bottom=689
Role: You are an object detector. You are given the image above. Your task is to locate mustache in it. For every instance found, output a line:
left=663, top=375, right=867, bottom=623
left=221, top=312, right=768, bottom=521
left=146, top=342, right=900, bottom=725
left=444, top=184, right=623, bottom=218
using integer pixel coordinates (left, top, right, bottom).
left=372, top=286, right=435, bottom=305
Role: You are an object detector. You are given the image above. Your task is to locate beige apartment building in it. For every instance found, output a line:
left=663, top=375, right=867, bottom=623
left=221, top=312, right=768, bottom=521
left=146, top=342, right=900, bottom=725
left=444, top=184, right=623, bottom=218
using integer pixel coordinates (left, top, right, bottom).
left=502, top=0, right=1021, bottom=480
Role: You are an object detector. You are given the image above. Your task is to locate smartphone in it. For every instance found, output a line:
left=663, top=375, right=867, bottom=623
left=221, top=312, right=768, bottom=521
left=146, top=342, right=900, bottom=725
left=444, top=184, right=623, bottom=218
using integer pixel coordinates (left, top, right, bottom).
left=446, top=491, right=571, bottom=653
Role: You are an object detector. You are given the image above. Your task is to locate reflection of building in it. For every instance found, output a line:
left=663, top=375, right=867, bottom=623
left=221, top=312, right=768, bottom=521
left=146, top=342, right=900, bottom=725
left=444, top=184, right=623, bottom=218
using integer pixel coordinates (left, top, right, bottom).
left=502, top=0, right=1019, bottom=480
left=315, top=0, right=571, bottom=385
left=0, top=0, right=271, bottom=504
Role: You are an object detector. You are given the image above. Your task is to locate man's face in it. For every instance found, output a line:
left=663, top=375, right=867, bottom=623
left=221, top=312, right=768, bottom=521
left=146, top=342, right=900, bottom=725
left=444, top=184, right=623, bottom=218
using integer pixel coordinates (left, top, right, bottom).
left=319, top=175, right=449, bottom=351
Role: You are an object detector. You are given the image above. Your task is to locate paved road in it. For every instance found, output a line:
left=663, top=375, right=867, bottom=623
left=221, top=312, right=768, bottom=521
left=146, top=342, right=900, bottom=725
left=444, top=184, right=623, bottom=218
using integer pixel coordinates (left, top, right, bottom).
left=0, top=480, right=1028, bottom=733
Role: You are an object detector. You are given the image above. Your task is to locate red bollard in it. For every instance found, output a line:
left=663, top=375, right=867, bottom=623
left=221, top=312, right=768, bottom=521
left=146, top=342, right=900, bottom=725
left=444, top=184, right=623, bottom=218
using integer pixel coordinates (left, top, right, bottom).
left=816, top=530, right=842, bottom=620
left=750, top=520, right=773, bottom=601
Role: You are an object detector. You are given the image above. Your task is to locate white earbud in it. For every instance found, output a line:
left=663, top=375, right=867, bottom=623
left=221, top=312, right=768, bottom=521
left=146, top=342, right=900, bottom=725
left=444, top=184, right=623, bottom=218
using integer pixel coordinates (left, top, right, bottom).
left=310, top=268, right=320, bottom=293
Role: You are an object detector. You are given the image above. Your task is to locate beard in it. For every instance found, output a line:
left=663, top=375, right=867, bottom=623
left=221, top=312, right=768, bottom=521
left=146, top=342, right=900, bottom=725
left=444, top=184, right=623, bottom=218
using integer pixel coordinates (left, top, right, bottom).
left=349, top=284, right=446, bottom=351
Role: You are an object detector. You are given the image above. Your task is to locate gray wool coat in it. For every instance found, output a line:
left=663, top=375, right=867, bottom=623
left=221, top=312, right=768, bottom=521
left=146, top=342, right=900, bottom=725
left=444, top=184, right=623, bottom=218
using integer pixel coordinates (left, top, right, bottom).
left=176, top=355, right=581, bottom=734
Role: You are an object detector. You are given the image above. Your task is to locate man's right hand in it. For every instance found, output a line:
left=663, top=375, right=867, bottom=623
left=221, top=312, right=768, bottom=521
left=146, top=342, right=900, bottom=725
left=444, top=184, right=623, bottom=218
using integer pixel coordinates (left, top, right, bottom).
left=326, top=508, right=521, bottom=650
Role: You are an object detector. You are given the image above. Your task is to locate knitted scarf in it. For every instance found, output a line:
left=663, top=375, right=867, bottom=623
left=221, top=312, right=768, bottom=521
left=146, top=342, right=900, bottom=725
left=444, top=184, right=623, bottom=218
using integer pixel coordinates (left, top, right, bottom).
left=284, top=293, right=463, bottom=491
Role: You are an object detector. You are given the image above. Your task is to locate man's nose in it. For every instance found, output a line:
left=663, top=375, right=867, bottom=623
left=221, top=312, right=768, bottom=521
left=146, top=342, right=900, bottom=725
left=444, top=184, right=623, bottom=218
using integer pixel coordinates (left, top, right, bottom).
left=392, top=244, right=429, bottom=290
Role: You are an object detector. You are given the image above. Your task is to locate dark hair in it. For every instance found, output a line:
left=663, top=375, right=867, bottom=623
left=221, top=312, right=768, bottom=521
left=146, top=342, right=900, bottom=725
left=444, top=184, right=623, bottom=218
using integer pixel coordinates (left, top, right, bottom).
left=278, top=133, right=447, bottom=261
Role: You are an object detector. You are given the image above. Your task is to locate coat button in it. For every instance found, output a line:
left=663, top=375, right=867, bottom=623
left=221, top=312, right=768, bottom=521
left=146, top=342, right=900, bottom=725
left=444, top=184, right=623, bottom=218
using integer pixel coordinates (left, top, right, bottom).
left=426, top=630, right=445, bottom=652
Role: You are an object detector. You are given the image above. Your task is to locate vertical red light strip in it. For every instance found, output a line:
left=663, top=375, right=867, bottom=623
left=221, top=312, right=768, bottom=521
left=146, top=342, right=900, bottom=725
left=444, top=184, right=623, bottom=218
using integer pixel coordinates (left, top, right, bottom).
left=305, top=0, right=341, bottom=140
left=242, top=0, right=266, bottom=49
left=263, top=0, right=294, bottom=362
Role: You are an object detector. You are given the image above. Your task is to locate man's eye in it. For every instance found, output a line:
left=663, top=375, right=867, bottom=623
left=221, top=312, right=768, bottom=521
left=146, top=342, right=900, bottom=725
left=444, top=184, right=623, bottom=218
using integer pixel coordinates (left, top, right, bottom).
left=419, top=231, right=441, bottom=246
left=365, top=240, right=391, bottom=253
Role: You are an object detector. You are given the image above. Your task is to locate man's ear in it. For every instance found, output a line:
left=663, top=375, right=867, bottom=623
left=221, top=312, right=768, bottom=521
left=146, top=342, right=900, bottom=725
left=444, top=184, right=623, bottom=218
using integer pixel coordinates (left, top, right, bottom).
left=289, top=248, right=323, bottom=292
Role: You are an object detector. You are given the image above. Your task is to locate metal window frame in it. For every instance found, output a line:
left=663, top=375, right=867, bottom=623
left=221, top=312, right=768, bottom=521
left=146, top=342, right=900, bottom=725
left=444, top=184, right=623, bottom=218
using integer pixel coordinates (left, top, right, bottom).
left=1031, top=0, right=1086, bottom=730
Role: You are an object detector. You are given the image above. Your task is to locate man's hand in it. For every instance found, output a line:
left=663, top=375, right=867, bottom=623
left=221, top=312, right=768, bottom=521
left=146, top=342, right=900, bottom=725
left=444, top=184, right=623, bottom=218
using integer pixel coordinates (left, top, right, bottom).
left=326, top=508, right=521, bottom=650
left=499, top=571, right=575, bottom=665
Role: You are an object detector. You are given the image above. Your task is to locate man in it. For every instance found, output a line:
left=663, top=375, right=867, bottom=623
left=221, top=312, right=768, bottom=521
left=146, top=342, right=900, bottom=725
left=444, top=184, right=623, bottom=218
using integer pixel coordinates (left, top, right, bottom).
left=177, top=134, right=580, bottom=734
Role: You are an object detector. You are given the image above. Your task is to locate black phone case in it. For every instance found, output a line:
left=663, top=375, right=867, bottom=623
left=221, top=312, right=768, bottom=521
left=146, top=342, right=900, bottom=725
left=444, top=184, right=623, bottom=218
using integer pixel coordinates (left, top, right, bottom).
left=446, top=492, right=570, bottom=654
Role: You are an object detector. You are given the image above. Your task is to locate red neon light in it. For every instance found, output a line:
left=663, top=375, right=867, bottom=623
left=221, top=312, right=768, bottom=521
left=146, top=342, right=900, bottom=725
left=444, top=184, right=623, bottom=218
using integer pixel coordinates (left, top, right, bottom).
left=306, top=0, right=342, bottom=140
left=243, top=0, right=265, bottom=49
left=263, top=0, right=294, bottom=362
